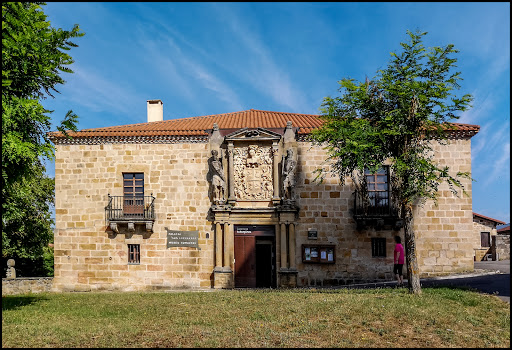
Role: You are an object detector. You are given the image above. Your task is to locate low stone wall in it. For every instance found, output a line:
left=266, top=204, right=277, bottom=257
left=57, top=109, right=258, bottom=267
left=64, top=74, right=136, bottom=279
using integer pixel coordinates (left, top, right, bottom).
left=492, top=235, right=510, bottom=261
left=2, top=277, right=53, bottom=296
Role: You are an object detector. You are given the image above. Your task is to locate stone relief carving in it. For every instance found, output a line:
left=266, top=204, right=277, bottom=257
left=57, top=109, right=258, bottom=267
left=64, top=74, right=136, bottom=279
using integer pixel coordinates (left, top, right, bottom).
left=234, top=145, right=273, bottom=200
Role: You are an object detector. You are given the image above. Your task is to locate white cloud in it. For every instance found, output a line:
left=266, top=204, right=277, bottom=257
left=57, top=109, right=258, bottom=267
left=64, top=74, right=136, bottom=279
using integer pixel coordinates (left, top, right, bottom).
left=132, top=16, right=244, bottom=114
left=62, top=64, right=144, bottom=122
left=208, top=3, right=310, bottom=113
left=482, top=141, right=510, bottom=187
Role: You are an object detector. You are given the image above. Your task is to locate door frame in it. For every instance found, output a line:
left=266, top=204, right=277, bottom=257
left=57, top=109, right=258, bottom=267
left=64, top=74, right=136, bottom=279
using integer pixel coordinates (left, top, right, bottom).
left=234, top=225, right=276, bottom=288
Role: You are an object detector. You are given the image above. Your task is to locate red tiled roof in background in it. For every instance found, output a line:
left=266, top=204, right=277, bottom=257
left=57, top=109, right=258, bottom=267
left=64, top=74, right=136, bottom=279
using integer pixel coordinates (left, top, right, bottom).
left=497, top=225, right=510, bottom=234
left=473, top=212, right=506, bottom=225
left=47, top=109, right=480, bottom=139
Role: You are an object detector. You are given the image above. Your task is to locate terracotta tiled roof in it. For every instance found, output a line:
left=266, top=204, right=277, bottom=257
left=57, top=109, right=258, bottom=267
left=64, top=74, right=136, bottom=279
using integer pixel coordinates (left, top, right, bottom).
left=47, top=109, right=480, bottom=140
left=497, top=224, right=510, bottom=234
left=473, top=212, right=506, bottom=225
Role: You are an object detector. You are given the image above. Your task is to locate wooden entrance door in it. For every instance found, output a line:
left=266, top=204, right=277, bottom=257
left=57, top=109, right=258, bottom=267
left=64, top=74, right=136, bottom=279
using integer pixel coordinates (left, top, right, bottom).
left=234, top=236, right=256, bottom=287
left=234, top=225, right=275, bottom=288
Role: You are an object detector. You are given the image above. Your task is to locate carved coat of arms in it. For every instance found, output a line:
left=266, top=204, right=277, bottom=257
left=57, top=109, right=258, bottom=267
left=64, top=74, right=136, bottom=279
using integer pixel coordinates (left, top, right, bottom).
left=233, top=145, right=273, bottom=200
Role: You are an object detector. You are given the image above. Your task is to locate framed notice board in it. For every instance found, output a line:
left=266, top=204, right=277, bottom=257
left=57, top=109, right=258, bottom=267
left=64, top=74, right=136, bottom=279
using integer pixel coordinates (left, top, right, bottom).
left=302, top=244, right=336, bottom=264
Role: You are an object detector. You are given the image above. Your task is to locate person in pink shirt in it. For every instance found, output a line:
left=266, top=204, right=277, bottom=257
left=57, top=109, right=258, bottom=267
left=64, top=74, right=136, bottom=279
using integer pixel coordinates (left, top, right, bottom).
left=394, top=236, right=405, bottom=287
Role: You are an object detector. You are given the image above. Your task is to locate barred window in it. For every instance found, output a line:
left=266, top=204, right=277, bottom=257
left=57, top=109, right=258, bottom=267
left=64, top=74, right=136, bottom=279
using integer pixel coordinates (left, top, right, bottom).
left=371, top=238, right=386, bottom=257
left=128, top=244, right=140, bottom=264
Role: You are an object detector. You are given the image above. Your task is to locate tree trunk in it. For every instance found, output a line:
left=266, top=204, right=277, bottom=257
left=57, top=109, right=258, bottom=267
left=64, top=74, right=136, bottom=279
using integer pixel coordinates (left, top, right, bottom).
left=403, top=204, right=422, bottom=295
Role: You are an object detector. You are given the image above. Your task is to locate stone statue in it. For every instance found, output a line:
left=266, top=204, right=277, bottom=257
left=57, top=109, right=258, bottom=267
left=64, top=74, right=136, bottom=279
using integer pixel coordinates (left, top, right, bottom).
left=282, top=148, right=297, bottom=200
left=209, top=150, right=226, bottom=204
left=6, top=259, right=16, bottom=279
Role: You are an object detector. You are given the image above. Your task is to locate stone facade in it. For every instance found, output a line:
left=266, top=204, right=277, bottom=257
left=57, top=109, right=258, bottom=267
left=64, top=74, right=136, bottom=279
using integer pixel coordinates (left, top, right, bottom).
left=52, top=126, right=477, bottom=291
left=53, top=142, right=214, bottom=292
left=473, top=214, right=503, bottom=261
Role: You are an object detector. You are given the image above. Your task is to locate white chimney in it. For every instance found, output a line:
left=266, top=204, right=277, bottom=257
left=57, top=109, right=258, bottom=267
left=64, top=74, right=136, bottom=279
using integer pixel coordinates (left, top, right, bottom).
left=147, top=99, right=163, bottom=122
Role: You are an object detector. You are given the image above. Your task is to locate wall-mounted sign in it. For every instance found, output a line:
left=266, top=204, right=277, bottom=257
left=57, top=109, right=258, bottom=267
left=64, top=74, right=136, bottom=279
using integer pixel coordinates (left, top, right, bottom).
left=308, top=229, right=317, bottom=240
left=234, top=225, right=275, bottom=236
left=166, top=229, right=199, bottom=249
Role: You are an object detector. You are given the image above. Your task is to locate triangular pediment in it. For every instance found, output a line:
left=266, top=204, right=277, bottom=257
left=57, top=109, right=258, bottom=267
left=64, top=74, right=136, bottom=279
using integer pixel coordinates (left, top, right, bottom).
left=224, top=127, right=282, bottom=142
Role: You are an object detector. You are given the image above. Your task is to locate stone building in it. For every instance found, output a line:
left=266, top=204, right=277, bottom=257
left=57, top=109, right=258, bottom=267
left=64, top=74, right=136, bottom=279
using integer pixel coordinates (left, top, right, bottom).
left=472, top=212, right=506, bottom=261
left=48, top=100, right=480, bottom=292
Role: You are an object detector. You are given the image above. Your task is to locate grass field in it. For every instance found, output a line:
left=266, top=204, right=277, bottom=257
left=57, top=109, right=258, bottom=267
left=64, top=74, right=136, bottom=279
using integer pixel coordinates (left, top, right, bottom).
left=2, top=287, right=510, bottom=348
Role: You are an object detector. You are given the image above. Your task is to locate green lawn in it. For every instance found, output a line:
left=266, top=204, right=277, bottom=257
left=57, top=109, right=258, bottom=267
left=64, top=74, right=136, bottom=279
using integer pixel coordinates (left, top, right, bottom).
left=2, top=287, right=510, bottom=348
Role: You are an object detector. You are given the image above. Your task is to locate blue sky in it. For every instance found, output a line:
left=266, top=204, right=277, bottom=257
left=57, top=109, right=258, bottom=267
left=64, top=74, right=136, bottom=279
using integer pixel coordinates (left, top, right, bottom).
left=42, top=2, right=510, bottom=223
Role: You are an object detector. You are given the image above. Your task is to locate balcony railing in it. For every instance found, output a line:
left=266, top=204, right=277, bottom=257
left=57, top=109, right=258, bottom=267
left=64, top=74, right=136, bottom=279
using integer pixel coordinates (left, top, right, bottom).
left=105, top=194, right=155, bottom=221
left=353, top=190, right=396, bottom=218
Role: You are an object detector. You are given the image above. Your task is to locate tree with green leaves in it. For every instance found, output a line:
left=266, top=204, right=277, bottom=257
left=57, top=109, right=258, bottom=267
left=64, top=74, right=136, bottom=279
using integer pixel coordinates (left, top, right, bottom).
left=311, top=30, right=473, bottom=295
left=2, top=2, right=84, bottom=275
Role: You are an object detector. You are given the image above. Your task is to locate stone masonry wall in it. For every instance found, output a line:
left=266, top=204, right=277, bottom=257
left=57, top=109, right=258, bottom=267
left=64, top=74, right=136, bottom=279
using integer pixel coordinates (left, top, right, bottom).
left=473, top=218, right=497, bottom=261
left=492, top=235, right=510, bottom=261
left=2, top=277, right=53, bottom=296
left=54, top=136, right=474, bottom=291
left=53, top=142, right=213, bottom=292
left=413, top=138, right=474, bottom=276
left=293, top=137, right=474, bottom=285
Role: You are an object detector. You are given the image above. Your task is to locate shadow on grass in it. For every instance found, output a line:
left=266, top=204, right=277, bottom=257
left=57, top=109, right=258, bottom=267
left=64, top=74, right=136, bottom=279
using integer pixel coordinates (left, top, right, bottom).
left=2, top=295, right=46, bottom=311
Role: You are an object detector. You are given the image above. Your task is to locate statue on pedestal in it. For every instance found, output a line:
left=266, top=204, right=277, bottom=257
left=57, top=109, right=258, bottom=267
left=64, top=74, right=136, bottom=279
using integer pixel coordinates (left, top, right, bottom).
left=282, top=149, right=297, bottom=201
left=209, top=149, right=226, bottom=204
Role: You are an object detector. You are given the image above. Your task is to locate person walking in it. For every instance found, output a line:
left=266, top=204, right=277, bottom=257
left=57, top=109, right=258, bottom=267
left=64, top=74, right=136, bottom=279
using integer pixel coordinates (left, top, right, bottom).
left=394, top=236, right=405, bottom=287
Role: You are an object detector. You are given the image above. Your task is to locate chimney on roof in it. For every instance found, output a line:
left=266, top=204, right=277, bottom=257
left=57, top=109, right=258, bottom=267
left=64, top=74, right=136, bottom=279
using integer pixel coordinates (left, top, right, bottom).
left=147, top=99, right=163, bottom=123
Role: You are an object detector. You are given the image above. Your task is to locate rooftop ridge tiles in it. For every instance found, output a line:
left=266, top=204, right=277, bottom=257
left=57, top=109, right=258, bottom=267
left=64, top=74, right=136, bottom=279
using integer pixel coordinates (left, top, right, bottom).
left=48, top=109, right=480, bottom=138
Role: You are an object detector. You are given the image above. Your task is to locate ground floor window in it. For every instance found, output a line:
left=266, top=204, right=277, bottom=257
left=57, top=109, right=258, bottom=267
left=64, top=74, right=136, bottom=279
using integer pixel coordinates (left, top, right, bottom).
left=128, top=244, right=140, bottom=264
left=371, top=238, right=386, bottom=257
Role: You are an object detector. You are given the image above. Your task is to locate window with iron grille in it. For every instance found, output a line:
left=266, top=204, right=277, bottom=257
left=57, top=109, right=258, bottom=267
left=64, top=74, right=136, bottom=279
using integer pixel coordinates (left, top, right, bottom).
left=128, top=244, right=140, bottom=264
left=480, top=232, right=490, bottom=248
left=371, top=238, right=386, bottom=257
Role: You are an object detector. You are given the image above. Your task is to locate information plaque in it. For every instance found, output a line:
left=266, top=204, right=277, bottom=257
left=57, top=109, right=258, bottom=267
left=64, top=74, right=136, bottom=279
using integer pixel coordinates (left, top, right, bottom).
left=302, top=244, right=335, bottom=264
left=166, top=229, right=199, bottom=249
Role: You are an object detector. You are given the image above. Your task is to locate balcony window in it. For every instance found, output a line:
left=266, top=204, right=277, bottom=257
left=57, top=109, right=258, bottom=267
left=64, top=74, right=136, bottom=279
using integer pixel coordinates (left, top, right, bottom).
left=364, top=166, right=389, bottom=209
left=123, top=173, right=144, bottom=216
left=105, top=173, right=155, bottom=222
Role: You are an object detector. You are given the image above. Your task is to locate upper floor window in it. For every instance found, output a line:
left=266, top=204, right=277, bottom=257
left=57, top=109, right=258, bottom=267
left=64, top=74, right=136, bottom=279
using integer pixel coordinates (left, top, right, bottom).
left=123, top=173, right=144, bottom=216
left=123, top=173, right=144, bottom=197
left=364, top=166, right=389, bottom=208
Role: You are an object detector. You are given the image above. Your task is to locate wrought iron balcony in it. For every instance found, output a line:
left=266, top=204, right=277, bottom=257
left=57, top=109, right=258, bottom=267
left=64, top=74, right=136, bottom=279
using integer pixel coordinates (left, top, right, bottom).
left=353, top=190, right=401, bottom=230
left=105, top=194, right=155, bottom=221
left=353, top=190, right=395, bottom=217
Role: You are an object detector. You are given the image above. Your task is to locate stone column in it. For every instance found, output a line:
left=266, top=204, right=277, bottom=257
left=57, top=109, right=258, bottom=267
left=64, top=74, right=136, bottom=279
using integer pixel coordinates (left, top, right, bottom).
left=272, top=141, right=280, bottom=204
left=289, top=223, right=296, bottom=270
left=227, top=223, right=234, bottom=272
left=227, top=143, right=236, bottom=204
left=275, top=223, right=281, bottom=272
left=215, top=222, right=222, bottom=268
left=281, top=223, right=288, bottom=269
left=224, top=222, right=231, bottom=270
